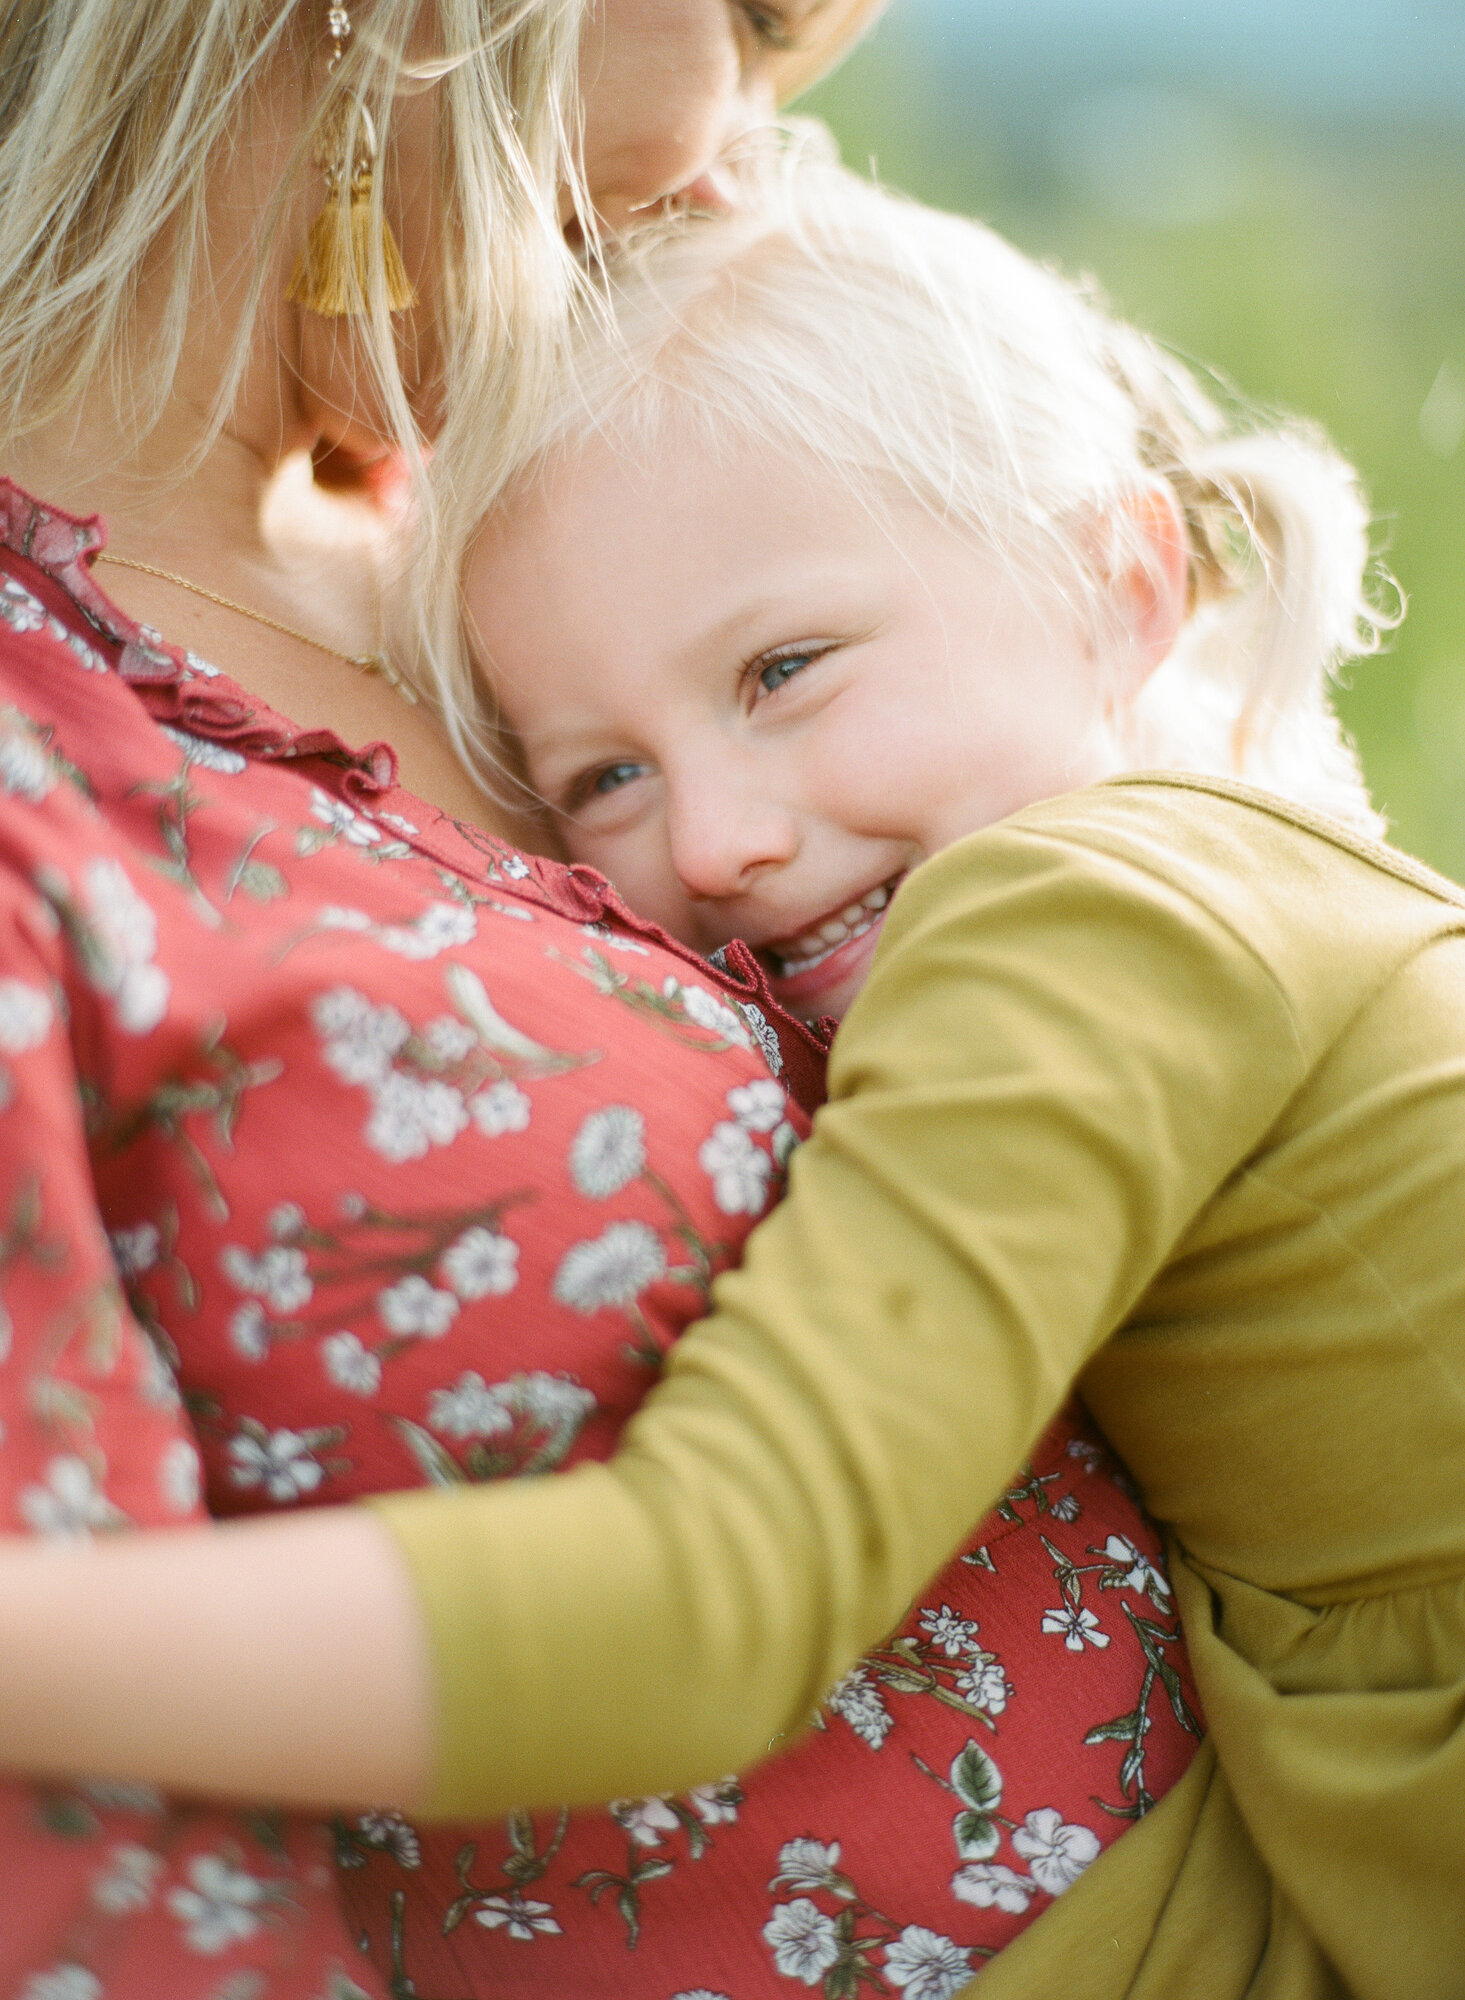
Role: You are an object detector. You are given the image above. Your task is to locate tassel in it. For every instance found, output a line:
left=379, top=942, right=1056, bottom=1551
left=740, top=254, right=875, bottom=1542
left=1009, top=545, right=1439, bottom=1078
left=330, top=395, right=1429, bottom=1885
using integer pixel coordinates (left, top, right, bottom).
left=286, top=105, right=417, bottom=317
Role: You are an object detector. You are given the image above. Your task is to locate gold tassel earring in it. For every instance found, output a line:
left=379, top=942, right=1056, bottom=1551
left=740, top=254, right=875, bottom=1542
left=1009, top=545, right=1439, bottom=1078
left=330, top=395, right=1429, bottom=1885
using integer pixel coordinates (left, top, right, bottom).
left=286, top=2, right=417, bottom=316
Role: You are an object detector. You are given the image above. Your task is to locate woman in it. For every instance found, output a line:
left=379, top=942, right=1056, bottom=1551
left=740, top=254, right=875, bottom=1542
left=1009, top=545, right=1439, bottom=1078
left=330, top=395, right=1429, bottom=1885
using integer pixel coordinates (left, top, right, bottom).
left=0, top=3, right=1199, bottom=1996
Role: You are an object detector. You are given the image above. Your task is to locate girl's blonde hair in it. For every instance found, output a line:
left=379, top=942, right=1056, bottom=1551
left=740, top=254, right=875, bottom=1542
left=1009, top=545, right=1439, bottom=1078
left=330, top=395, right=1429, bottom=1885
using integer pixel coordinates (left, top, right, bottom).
left=507, top=134, right=1392, bottom=834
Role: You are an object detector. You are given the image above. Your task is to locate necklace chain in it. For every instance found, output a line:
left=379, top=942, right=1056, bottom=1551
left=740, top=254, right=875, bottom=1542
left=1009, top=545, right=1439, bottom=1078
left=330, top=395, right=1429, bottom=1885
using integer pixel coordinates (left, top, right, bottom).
left=93, top=552, right=419, bottom=706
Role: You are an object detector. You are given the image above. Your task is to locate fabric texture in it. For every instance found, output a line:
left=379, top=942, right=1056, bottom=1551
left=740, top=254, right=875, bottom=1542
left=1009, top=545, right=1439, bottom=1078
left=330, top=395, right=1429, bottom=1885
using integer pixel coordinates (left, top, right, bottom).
left=0, top=482, right=1199, bottom=1998
left=377, top=776, right=1465, bottom=2000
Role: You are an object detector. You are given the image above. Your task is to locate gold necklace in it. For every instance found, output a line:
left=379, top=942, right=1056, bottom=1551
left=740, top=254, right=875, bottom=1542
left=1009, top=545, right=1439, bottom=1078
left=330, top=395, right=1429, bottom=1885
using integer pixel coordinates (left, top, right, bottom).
left=93, top=551, right=419, bottom=706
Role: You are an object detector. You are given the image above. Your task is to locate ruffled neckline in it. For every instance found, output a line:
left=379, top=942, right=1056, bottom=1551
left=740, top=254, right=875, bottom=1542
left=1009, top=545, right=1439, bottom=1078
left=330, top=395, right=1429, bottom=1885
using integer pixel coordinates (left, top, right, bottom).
left=0, top=476, right=398, bottom=795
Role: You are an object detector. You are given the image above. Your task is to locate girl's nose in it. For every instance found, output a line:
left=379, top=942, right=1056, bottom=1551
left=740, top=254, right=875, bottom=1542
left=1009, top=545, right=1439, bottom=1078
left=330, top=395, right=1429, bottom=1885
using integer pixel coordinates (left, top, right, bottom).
left=668, top=787, right=799, bottom=903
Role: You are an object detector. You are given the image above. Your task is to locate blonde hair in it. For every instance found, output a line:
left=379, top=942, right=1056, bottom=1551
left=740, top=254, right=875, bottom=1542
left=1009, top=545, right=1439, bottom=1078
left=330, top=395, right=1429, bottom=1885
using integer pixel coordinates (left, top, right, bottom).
left=502, top=135, right=1393, bottom=834
left=0, top=0, right=591, bottom=773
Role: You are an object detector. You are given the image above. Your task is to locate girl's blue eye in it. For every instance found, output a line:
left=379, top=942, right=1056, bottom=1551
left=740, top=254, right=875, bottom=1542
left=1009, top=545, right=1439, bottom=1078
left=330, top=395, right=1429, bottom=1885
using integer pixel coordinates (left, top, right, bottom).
left=591, top=761, right=646, bottom=796
left=758, top=652, right=814, bottom=695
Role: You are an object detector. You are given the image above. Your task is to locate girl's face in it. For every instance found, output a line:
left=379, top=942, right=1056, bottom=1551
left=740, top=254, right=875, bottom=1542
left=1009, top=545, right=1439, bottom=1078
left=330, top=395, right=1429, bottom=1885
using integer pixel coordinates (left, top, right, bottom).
left=470, top=431, right=1167, bottom=1020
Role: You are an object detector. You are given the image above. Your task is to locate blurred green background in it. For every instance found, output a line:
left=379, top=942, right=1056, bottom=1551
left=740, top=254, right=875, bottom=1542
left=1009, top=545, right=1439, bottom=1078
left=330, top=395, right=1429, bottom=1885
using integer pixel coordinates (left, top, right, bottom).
left=800, top=0, right=1465, bottom=879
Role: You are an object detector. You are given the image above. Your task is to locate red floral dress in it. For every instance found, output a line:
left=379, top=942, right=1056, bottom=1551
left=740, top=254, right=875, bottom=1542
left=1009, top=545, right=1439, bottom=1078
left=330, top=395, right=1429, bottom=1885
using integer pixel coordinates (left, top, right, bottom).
left=0, top=482, right=1201, bottom=2000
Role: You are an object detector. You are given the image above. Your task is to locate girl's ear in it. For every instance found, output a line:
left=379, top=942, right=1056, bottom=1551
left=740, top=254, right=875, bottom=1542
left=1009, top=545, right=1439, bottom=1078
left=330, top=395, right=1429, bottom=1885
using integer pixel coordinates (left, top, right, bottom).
left=1107, top=481, right=1190, bottom=700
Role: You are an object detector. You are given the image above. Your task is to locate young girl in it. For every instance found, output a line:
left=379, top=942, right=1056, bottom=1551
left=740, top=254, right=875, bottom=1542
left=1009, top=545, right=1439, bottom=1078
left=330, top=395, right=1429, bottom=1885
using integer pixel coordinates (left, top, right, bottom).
left=452, top=144, right=1464, bottom=1996
left=2, top=142, right=1462, bottom=2000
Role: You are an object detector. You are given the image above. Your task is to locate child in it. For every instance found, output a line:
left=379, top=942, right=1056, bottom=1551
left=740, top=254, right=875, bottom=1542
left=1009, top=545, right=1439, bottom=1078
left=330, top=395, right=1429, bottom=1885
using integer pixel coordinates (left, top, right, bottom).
left=450, top=143, right=1465, bottom=1996
left=1, top=144, right=1461, bottom=2000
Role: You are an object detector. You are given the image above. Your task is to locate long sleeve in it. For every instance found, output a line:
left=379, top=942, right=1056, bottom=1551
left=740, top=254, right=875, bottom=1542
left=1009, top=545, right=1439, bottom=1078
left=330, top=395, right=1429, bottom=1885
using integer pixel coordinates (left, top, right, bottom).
left=374, top=796, right=1312, bottom=1817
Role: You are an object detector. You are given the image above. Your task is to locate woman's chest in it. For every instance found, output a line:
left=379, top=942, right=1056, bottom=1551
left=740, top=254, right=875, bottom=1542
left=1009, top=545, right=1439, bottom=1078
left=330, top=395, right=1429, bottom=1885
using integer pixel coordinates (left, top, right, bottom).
left=18, top=678, right=806, bottom=1515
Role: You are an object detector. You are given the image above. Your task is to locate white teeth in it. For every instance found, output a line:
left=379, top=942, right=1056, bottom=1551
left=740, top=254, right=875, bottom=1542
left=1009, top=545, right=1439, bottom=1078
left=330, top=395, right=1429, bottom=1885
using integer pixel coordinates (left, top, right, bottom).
left=771, top=875, right=901, bottom=977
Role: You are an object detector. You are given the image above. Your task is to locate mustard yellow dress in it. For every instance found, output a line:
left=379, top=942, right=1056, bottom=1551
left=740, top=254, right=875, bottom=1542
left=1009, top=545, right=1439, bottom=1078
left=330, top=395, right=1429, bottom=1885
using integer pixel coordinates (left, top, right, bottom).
left=376, top=775, right=1465, bottom=2000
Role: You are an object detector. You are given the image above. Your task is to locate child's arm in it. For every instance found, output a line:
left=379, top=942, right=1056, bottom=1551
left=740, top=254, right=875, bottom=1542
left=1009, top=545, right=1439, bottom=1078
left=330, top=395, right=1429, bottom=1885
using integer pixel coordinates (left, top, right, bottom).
left=0, top=804, right=1301, bottom=1819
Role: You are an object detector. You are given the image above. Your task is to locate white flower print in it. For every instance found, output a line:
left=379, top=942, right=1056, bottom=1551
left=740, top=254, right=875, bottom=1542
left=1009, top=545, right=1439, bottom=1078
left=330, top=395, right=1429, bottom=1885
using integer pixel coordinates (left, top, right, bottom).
left=955, top=1654, right=1010, bottom=1715
left=516, top=1371, right=596, bottom=1432
left=671, top=1992, right=733, bottom=2000
left=676, top=981, right=752, bottom=1046
left=137, top=1336, right=182, bottom=1411
left=364, top=1069, right=470, bottom=1163
left=440, top=1225, right=519, bottom=1300
left=570, top=1104, right=647, bottom=1198
left=1101, top=1533, right=1173, bottom=1607
left=76, top=857, right=170, bottom=1033
left=228, top=1300, right=271, bottom=1362
left=470, top=1079, right=532, bottom=1136
left=353, top=1809, right=421, bottom=1868
left=1067, top=1438, right=1101, bottom=1471
left=0, top=713, right=56, bottom=800
left=92, top=1841, right=165, bottom=1914
left=920, top=1604, right=981, bottom=1658
left=182, top=649, right=224, bottom=678
left=159, top=726, right=246, bottom=774
left=159, top=1437, right=202, bottom=1514
left=771, top=1837, right=845, bottom=1894
left=472, top=1891, right=561, bottom=1939
left=1041, top=1604, right=1111, bottom=1652
left=109, top=1220, right=160, bottom=1278
left=376, top=901, right=477, bottom=960
left=726, top=1078, right=787, bottom=1132
left=738, top=1000, right=784, bottom=1076
left=884, top=1926, right=975, bottom=2000
left=227, top=1426, right=326, bottom=1502
left=378, top=1273, right=459, bottom=1338
left=826, top=1663, right=894, bottom=1749
left=699, top=1120, right=774, bottom=1216
left=166, top=1852, right=267, bottom=1953
left=1049, top=1492, right=1082, bottom=1523
left=312, top=987, right=411, bottom=1086
left=580, top=921, right=648, bottom=953
left=423, top=1015, right=478, bottom=1063
left=687, top=1777, right=741, bottom=1825
left=221, top=1243, right=313, bottom=1314
left=772, top=1120, right=801, bottom=1168
left=317, top=905, right=375, bottom=934
left=18, top=1969, right=101, bottom=2000
left=0, top=577, right=47, bottom=632
left=379, top=811, right=420, bottom=835
left=950, top=1862, right=1036, bottom=1915
left=19, top=1455, right=127, bottom=1537
left=310, top=788, right=382, bottom=846
left=1011, top=1808, right=1102, bottom=1895
left=322, top=1331, right=383, bottom=1397
left=0, top=977, right=53, bottom=1052
left=268, top=1201, right=308, bottom=1241
left=427, top=1371, right=515, bottom=1440
left=553, top=1220, right=667, bottom=1313
left=55, top=625, right=108, bottom=673
left=499, top=852, right=532, bottom=879
left=611, top=1794, right=681, bottom=1846
left=762, top=1899, right=842, bottom=1984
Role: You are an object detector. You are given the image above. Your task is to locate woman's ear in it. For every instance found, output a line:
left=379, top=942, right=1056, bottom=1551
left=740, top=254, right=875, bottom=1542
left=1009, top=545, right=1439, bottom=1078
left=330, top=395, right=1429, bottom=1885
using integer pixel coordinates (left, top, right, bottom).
left=1107, top=481, right=1190, bottom=700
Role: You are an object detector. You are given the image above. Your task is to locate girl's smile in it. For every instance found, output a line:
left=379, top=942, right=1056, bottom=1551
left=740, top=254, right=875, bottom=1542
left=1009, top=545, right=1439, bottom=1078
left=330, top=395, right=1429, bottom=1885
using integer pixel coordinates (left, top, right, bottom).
left=469, top=427, right=1175, bottom=1018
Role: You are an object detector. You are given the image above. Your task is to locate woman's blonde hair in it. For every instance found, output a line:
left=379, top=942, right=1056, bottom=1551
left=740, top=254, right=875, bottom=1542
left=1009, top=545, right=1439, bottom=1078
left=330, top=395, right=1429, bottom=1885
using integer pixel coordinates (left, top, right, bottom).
left=0, top=0, right=592, bottom=773
left=501, top=134, right=1394, bottom=833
